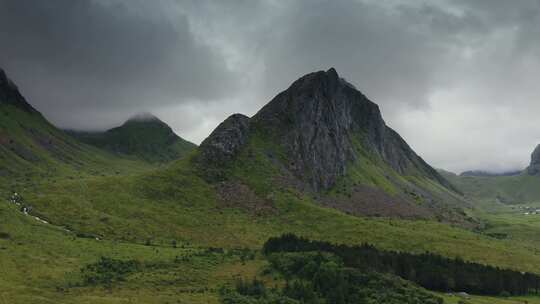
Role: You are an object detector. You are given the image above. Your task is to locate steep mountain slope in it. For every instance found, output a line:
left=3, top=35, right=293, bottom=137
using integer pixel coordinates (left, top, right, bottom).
left=251, top=68, right=454, bottom=191
left=69, top=113, right=196, bottom=163
left=0, top=68, right=150, bottom=188
left=198, top=68, right=468, bottom=222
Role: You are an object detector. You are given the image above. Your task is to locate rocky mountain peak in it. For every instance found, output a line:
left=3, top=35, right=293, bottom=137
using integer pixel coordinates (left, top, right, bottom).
left=250, top=67, right=433, bottom=190
left=199, top=114, right=250, bottom=166
left=0, top=68, right=37, bottom=112
left=528, top=144, right=540, bottom=175
left=199, top=68, right=455, bottom=192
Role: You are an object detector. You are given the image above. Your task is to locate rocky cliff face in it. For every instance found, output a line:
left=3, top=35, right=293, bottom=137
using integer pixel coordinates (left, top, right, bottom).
left=199, top=68, right=455, bottom=192
left=528, top=144, right=540, bottom=175
left=199, top=114, right=250, bottom=166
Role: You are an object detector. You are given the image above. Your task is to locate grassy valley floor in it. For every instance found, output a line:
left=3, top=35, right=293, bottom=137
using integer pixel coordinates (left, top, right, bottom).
left=4, top=158, right=540, bottom=303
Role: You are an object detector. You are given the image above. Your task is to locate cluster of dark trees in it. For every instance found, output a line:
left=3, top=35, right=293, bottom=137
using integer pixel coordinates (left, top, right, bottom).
left=80, top=257, right=141, bottom=287
left=263, top=234, right=540, bottom=296
left=222, top=252, right=443, bottom=304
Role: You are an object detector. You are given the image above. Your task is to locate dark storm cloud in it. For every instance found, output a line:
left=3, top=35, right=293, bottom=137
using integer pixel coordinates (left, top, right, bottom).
left=2, top=0, right=540, bottom=173
left=0, top=0, right=236, bottom=129
left=257, top=0, right=457, bottom=108
left=190, top=0, right=540, bottom=173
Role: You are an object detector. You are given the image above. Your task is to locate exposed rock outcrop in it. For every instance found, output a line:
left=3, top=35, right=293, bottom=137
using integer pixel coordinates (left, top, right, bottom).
left=198, top=114, right=250, bottom=165
left=251, top=68, right=454, bottom=191
left=528, top=144, right=540, bottom=175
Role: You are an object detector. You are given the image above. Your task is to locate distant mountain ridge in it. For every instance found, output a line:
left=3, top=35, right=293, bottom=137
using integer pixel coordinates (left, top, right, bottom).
left=460, top=170, right=522, bottom=177
left=442, top=144, right=540, bottom=205
left=69, top=113, right=195, bottom=163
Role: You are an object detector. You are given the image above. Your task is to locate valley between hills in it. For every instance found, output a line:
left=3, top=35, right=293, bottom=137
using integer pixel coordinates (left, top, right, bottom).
left=3, top=67, right=540, bottom=303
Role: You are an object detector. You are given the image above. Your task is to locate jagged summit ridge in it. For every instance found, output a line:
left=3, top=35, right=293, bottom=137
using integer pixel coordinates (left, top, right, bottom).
left=199, top=68, right=455, bottom=192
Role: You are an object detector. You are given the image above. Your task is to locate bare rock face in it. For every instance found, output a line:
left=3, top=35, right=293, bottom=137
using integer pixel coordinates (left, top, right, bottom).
left=0, top=68, right=36, bottom=112
left=251, top=68, right=454, bottom=191
left=251, top=68, right=360, bottom=190
left=528, top=145, right=540, bottom=175
left=198, top=113, right=250, bottom=165
left=198, top=68, right=455, bottom=192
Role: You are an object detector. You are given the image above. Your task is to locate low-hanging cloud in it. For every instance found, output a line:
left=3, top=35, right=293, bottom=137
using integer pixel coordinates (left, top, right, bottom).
left=0, top=0, right=237, bottom=130
left=2, top=0, right=540, bottom=173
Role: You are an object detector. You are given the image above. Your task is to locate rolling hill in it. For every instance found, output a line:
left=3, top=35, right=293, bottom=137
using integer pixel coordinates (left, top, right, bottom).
left=0, top=68, right=151, bottom=191
left=68, top=113, right=195, bottom=163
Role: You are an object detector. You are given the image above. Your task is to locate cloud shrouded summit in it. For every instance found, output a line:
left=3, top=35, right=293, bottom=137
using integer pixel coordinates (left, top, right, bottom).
left=0, top=0, right=237, bottom=131
left=2, top=0, right=540, bottom=173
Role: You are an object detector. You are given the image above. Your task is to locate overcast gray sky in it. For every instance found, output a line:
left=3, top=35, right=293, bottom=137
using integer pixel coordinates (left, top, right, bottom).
left=1, top=0, right=540, bottom=174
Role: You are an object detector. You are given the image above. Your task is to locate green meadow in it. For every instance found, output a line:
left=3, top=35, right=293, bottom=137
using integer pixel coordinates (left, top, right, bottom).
left=3, top=152, right=540, bottom=303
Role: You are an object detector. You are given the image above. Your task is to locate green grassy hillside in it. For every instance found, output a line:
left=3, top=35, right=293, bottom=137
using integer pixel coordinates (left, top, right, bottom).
left=69, top=113, right=196, bottom=163
left=4, top=152, right=540, bottom=303
left=441, top=170, right=540, bottom=204
left=439, top=171, right=540, bottom=267
left=0, top=104, right=152, bottom=191
left=0, top=68, right=152, bottom=186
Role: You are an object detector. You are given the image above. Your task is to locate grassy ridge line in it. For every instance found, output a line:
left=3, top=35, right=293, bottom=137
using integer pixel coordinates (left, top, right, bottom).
left=68, top=116, right=196, bottom=163
left=0, top=104, right=153, bottom=193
